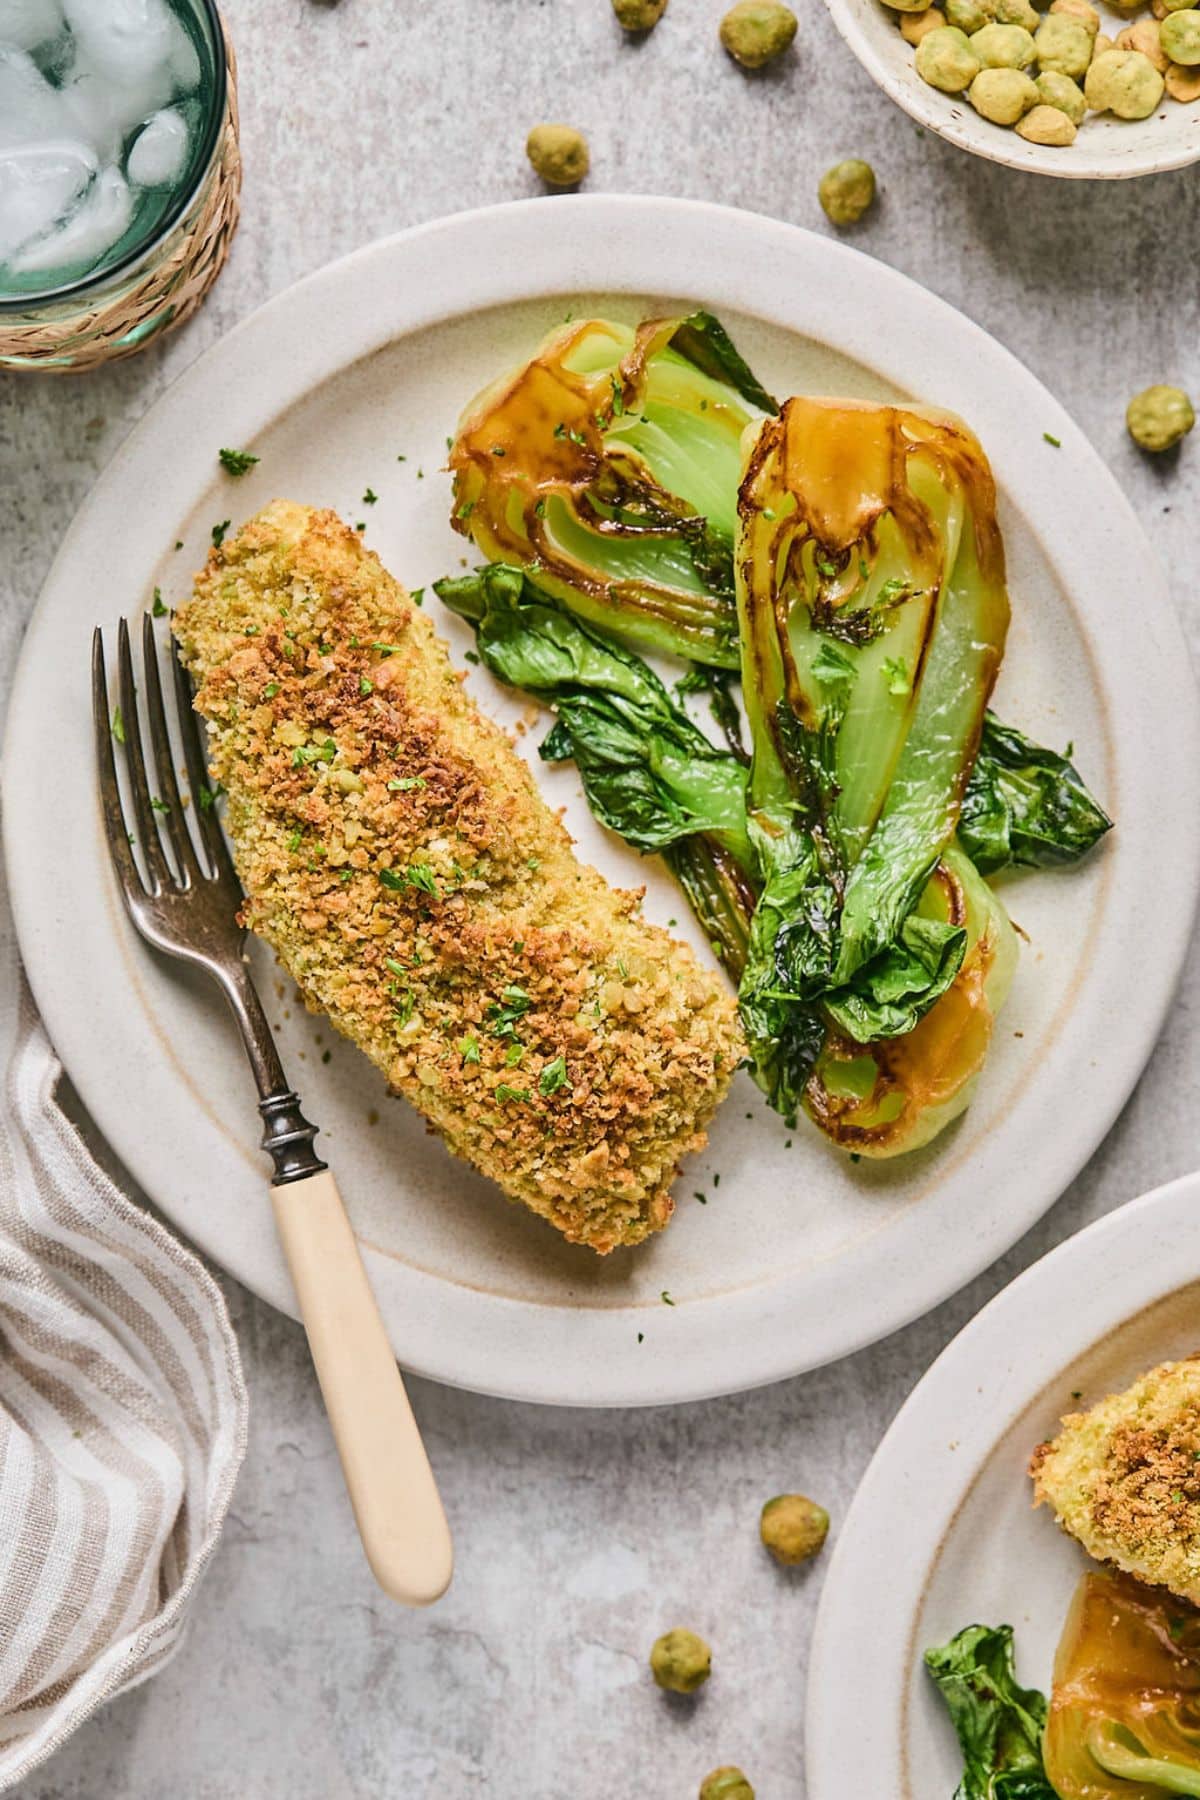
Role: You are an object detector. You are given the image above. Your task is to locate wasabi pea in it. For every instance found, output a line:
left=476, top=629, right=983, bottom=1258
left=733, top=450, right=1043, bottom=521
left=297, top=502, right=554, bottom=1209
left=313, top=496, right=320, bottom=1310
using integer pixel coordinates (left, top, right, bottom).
left=970, top=21, right=1037, bottom=64
left=916, top=23, right=982, bottom=85
left=1084, top=46, right=1165, bottom=113
left=760, top=1493, right=830, bottom=1565
left=719, top=0, right=798, bottom=65
left=1116, top=18, right=1168, bottom=67
left=970, top=64, right=1040, bottom=115
left=945, top=0, right=992, bottom=29
left=1034, top=14, right=1093, bottom=72
left=1050, top=0, right=1100, bottom=35
left=902, top=6, right=947, bottom=43
left=818, top=158, right=876, bottom=226
left=525, top=124, right=590, bottom=187
left=1161, top=9, right=1200, bottom=61
left=1036, top=67, right=1088, bottom=118
left=1016, top=99, right=1078, bottom=136
left=1166, top=57, right=1200, bottom=94
left=650, top=1627, right=712, bottom=1693
left=1127, top=385, right=1195, bottom=453
left=1161, top=0, right=1196, bottom=14
left=699, top=1769, right=755, bottom=1800
left=994, top=0, right=1039, bottom=30
left=612, top=0, right=668, bottom=27
left=1091, top=30, right=1116, bottom=53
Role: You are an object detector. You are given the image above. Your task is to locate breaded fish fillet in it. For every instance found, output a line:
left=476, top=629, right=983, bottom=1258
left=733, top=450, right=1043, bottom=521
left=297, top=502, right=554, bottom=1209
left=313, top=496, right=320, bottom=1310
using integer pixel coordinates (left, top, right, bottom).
left=1030, top=1357, right=1200, bottom=1604
left=173, top=501, right=741, bottom=1253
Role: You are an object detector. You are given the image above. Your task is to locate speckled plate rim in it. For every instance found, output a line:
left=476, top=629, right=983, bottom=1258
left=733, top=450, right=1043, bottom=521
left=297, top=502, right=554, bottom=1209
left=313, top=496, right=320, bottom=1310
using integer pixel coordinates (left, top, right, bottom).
left=4, top=196, right=1199, bottom=1407
left=805, top=1168, right=1200, bottom=1795
left=821, top=0, right=1200, bottom=181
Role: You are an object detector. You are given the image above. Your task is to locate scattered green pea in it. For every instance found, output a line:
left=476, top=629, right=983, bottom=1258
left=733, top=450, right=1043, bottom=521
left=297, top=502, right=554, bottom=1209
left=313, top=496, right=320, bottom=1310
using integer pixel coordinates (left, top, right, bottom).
left=1126, top=384, right=1195, bottom=453
left=612, top=0, right=668, bottom=26
left=719, top=0, right=798, bottom=64
left=1016, top=99, right=1078, bottom=137
left=650, top=1628, right=712, bottom=1693
left=1034, top=14, right=1093, bottom=74
left=699, top=1770, right=755, bottom=1800
left=760, top=1493, right=831, bottom=1565
left=944, top=0, right=991, bottom=32
left=818, top=158, right=877, bottom=226
left=525, top=124, right=590, bottom=187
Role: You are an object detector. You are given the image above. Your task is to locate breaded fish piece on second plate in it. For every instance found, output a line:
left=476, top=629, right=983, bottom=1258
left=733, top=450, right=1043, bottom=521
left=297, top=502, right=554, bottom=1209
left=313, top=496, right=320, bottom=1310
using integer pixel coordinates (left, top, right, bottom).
left=173, top=500, right=742, bottom=1254
left=1030, top=1356, right=1200, bottom=1604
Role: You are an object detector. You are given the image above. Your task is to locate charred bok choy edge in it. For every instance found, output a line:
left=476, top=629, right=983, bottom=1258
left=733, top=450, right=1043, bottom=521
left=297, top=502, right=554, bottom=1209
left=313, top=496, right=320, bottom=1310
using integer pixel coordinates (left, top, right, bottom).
left=447, top=311, right=776, bottom=671
left=924, top=1623, right=1058, bottom=1799
left=734, top=396, right=1018, bottom=1142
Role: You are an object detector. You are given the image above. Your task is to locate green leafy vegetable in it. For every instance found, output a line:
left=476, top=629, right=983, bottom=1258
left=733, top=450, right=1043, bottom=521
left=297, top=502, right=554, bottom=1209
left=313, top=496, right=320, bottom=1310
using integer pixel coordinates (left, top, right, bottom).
left=446, top=311, right=776, bottom=668
left=924, top=1622, right=1057, bottom=1800
left=959, top=714, right=1112, bottom=876
left=436, top=563, right=752, bottom=868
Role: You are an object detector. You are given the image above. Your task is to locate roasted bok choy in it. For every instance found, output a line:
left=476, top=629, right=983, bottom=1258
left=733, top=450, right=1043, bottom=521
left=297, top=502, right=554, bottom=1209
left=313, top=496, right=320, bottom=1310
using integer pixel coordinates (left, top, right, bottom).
left=926, top=1578, right=1200, bottom=1799
left=925, top=1622, right=1058, bottom=1800
left=448, top=311, right=775, bottom=669
left=438, top=313, right=1111, bottom=1159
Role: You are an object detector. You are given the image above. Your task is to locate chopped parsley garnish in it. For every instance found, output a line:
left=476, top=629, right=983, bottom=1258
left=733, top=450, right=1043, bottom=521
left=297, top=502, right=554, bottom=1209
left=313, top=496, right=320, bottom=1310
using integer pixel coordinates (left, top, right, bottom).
left=610, top=374, right=625, bottom=417
left=362, top=487, right=378, bottom=505
left=553, top=422, right=566, bottom=440
left=526, top=856, right=541, bottom=871
left=355, top=522, right=365, bottom=532
left=387, top=776, right=426, bottom=792
left=1043, top=431, right=1061, bottom=448
left=859, top=556, right=870, bottom=580
left=495, top=1083, right=529, bottom=1105
left=287, top=828, right=303, bottom=852
left=218, top=448, right=259, bottom=476
left=410, top=587, right=425, bottom=607
left=378, top=863, right=439, bottom=896
left=456, top=499, right=476, bottom=521
left=816, top=554, right=837, bottom=578
left=359, top=676, right=374, bottom=695
left=504, top=1044, right=525, bottom=1067
left=292, top=739, right=336, bottom=767
left=538, top=1055, right=569, bottom=1096
left=465, top=651, right=480, bottom=666
left=174, top=539, right=183, bottom=551
left=533, top=499, right=546, bottom=519
left=151, top=587, right=167, bottom=618
left=198, top=782, right=223, bottom=813
left=392, top=990, right=415, bottom=1027
left=211, top=519, right=231, bottom=547
left=459, top=1035, right=481, bottom=1064
left=660, top=1290, right=675, bottom=1307
left=396, top=454, right=407, bottom=462
left=149, top=796, right=169, bottom=814
left=487, top=985, right=531, bottom=1036
left=693, top=1191, right=707, bottom=1205
left=264, top=682, right=279, bottom=699
left=490, top=443, right=507, bottom=457
left=111, top=706, right=125, bottom=745
left=637, top=1332, right=644, bottom=1344
left=372, top=641, right=403, bottom=657
left=243, top=625, right=258, bottom=637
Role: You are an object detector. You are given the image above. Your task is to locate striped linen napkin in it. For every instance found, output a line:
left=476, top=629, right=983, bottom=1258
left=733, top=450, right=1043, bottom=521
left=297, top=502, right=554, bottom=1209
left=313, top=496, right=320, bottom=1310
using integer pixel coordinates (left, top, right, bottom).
left=0, top=889, right=246, bottom=1787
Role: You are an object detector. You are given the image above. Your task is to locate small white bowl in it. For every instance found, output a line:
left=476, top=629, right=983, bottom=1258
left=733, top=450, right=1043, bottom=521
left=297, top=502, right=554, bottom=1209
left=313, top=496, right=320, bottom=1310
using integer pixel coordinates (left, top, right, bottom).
left=822, top=0, right=1200, bottom=178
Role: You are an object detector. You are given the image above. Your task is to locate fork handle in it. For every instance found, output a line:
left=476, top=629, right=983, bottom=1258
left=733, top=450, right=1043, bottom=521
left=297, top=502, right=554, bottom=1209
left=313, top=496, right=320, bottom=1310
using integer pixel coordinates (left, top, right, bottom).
left=269, top=1169, right=454, bottom=1607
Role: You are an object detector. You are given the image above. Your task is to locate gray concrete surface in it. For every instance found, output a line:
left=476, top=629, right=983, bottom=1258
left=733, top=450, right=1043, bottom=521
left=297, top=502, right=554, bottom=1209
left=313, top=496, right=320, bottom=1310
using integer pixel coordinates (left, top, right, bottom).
left=2, top=1, right=1198, bottom=1794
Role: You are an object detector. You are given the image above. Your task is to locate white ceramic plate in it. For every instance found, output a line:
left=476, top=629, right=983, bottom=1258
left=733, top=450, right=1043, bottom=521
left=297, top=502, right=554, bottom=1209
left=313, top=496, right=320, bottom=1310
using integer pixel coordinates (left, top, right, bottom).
left=806, top=1168, right=1200, bottom=1796
left=4, top=198, right=1197, bottom=1407
left=823, top=0, right=1200, bottom=181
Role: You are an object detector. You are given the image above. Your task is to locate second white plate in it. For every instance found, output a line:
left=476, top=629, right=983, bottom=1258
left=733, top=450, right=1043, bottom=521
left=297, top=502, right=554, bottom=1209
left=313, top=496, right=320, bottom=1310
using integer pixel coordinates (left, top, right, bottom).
left=4, top=197, right=1198, bottom=1406
left=807, top=1168, right=1200, bottom=1796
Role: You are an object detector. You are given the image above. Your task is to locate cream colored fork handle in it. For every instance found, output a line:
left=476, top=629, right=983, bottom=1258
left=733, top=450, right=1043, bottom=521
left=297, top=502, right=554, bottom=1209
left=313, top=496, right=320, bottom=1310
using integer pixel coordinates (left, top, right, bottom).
left=270, top=1169, right=453, bottom=1606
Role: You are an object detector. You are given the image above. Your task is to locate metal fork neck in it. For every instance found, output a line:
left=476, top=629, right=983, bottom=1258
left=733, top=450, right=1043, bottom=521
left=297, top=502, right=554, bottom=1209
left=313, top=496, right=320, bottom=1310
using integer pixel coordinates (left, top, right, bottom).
left=216, top=963, right=327, bottom=1186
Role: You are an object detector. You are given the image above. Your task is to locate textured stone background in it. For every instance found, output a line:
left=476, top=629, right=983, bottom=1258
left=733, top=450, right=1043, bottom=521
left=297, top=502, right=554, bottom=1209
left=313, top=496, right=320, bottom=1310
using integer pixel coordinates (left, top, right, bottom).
left=2, top=1, right=1198, bottom=1794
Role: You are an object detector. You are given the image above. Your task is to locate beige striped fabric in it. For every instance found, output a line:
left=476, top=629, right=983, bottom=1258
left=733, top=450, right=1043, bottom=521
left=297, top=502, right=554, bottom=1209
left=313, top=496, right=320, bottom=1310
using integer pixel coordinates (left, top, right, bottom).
left=0, top=973, right=246, bottom=1790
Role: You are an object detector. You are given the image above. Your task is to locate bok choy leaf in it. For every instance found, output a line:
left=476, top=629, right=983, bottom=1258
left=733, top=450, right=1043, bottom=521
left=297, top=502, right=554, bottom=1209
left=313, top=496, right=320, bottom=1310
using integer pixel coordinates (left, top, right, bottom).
left=960, top=714, right=1112, bottom=876
left=446, top=312, right=775, bottom=669
left=925, top=1622, right=1058, bottom=1800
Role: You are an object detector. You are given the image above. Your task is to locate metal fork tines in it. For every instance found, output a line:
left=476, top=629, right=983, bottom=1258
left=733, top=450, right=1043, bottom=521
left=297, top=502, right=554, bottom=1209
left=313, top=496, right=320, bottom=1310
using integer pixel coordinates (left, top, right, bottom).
left=92, top=616, right=324, bottom=1182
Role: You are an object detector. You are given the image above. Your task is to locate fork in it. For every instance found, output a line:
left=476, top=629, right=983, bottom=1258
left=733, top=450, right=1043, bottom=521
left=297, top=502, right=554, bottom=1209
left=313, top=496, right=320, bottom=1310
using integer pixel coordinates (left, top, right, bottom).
left=92, top=615, right=453, bottom=1607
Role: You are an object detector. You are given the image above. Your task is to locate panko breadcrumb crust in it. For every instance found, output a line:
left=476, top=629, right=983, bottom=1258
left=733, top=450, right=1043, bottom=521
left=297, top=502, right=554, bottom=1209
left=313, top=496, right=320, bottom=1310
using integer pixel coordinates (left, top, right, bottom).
left=173, top=501, right=743, bottom=1253
left=1030, top=1356, right=1200, bottom=1604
